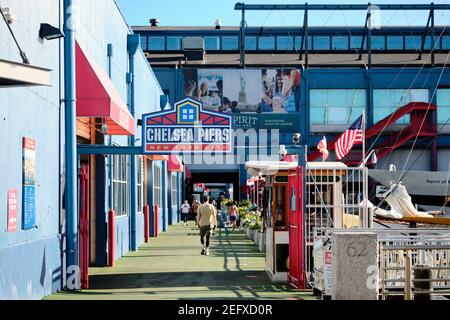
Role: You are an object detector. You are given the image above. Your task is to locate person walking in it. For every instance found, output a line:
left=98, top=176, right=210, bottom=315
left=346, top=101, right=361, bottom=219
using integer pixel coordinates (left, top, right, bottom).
left=228, top=201, right=238, bottom=232
left=180, top=200, right=191, bottom=226
left=191, top=198, right=200, bottom=226
left=196, top=195, right=217, bottom=256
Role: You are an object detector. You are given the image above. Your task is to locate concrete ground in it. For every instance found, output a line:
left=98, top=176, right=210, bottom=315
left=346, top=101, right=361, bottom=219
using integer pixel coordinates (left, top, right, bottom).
left=46, top=223, right=315, bottom=300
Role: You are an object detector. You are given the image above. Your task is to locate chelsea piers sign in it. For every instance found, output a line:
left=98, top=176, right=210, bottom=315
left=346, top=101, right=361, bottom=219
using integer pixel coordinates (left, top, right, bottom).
left=142, top=97, right=234, bottom=154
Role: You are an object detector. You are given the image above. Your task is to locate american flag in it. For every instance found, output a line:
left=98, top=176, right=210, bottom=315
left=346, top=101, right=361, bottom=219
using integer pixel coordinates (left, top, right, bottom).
left=335, top=115, right=363, bottom=160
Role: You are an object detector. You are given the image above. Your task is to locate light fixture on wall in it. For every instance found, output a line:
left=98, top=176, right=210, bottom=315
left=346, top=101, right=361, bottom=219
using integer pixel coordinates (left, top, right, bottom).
left=1, top=7, right=15, bottom=24
left=39, top=23, right=64, bottom=40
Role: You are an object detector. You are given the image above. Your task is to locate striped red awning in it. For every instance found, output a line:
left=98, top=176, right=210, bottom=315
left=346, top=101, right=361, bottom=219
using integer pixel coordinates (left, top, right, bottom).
left=168, top=155, right=183, bottom=172
left=75, top=41, right=135, bottom=136
left=150, top=155, right=183, bottom=172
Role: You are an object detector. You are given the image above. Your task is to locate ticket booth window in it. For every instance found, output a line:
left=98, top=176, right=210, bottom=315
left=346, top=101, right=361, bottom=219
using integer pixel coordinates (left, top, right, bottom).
left=273, top=183, right=288, bottom=230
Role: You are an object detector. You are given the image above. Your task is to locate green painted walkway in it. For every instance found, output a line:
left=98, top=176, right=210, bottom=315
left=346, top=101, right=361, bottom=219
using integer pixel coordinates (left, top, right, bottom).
left=46, top=223, right=314, bottom=300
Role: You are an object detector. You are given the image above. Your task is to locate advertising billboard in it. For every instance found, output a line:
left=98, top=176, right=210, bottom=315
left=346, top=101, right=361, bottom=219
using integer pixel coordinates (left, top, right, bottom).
left=184, top=68, right=300, bottom=114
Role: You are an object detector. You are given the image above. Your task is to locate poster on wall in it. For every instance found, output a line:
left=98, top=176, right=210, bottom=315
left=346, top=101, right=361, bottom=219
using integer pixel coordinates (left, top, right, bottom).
left=22, top=137, right=36, bottom=230
left=184, top=68, right=300, bottom=114
left=7, top=189, right=18, bottom=232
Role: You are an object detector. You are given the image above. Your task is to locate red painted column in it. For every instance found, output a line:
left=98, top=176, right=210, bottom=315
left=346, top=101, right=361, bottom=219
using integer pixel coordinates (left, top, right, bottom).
left=108, top=209, right=115, bottom=267
left=154, top=205, right=159, bottom=237
left=144, top=205, right=150, bottom=243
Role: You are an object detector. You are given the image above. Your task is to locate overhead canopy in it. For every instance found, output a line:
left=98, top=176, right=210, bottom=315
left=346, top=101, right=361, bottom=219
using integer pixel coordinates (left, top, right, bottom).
left=168, top=155, right=183, bottom=172
left=0, top=59, right=51, bottom=87
left=75, top=41, right=135, bottom=136
left=150, top=155, right=183, bottom=172
left=245, top=160, right=348, bottom=176
left=151, top=155, right=170, bottom=161
left=245, top=160, right=297, bottom=176
left=185, top=165, right=191, bottom=179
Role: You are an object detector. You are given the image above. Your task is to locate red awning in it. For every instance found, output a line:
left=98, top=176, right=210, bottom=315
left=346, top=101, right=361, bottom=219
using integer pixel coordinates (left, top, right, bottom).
left=185, top=166, right=191, bottom=179
left=168, top=155, right=183, bottom=172
left=75, top=41, right=135, bottom=136
left=151, top=155, right=170, bottom=161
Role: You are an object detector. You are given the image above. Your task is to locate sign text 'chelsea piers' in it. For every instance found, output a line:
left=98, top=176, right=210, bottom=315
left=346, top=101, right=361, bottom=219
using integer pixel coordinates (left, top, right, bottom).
left=142, top=97, right=234, bottom=153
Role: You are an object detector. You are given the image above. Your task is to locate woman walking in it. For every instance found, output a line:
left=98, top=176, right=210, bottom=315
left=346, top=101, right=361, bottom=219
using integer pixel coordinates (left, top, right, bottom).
left=228, top=201, right=238, bottom=232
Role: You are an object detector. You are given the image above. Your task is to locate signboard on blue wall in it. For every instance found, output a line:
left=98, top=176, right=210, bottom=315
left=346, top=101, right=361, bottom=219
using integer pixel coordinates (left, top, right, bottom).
left=22, top=137, right=36, bottom=230
left=234, top=114, right=300, bottom=132
left=142, top=97, right=233, bottom=154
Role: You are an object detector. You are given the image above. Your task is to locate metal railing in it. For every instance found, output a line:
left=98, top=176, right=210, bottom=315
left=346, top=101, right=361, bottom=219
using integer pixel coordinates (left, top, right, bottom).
left=380, top=234, right=450, bottom=300
left=312, top=228, right=450, bottom=299
left=305, top=167, right=369, bottom=287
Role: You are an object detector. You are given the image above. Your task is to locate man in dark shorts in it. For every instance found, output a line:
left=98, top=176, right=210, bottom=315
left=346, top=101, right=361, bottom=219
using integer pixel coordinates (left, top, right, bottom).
left=196, top=195, right=217, bottom=256
left=191, top=198, right=200, bottom=226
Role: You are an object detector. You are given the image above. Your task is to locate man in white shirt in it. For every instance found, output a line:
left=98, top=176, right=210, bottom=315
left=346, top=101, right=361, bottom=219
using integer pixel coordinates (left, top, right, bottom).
left=197, top=195, right=217, bottom=256
left=180, top=200, right=191, bottom=226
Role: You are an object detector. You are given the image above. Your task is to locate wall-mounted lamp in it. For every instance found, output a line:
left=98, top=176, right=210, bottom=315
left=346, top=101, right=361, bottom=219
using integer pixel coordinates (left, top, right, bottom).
left=39, top=23, right=64, bottom=40
left=1, top=7, right=15, bottom=24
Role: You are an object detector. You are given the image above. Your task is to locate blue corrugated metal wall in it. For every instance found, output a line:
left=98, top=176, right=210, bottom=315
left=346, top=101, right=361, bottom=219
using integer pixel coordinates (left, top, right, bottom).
left=0, top=0, right=179, bottom=299
left=0, top=0, right=62, bottom=300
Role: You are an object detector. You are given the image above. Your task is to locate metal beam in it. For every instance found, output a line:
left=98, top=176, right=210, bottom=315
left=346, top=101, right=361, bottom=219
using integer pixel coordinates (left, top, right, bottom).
left=418, top=5, right=434, bottom=61
left=239, top=6, right=246, bottom=67
left=299, top=3, right=309, bottom=66
left=431, top=2, right=435, bottom=66
left=358, top=9, right=371, bottom=61
left=78, top=144, right=143, bottom=155
left=234, top=3, right=450, bottom=11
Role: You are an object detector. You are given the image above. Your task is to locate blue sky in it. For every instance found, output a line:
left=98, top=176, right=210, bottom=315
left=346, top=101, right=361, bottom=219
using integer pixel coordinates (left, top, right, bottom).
left=116, top=0, right=450, bottom=27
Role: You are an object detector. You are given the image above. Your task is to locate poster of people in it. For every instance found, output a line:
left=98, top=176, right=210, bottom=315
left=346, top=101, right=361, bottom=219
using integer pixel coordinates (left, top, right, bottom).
left=184, top=68, right=300, bottom=114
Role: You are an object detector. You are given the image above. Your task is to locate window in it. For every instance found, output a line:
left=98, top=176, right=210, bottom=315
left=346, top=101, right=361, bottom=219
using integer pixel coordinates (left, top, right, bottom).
left=371, top=36, right=385, bottom=50
left=387, top=36, right=403, bottom=50
left=137, top=156, right=144, bottom=212
left=437, top=89, right=450, bottom=125
left=181, top=107, right=195, bottom=121
left=112, top=154, right=128, bottom=216
left=222, top=36, right=238, bottom=50
left=167, top=37, right=182, bottom=50
left=310, top=89, right=366, bottom=125
left=140, top=36, right=148, bottom=51
left=442, top=36, right=450, bottom=50
left=294, top=36, right=303, bottom=50
left=313, top=36, right=330, bottom=50
left=277, top=36, right=295, bottom=51
left=204, top=36, right=220, bottom=50
left=148, top=37, right=165, bottom=50
left=350, top=36, right=365, bottom=50
left=373, top=89, right=429, bottom=124
left=245, top=36, right=257, bottom=50
left=171, top=174, right=178, bottom=208
left=425, top=36, right=439, bottom=50
left=153, top=163, right=162, bottom=208
left=259, top=36, right=275, bottom=50
left=405, top=36, right=422, bottom=50
left=332, top=36, right=348, bottom=50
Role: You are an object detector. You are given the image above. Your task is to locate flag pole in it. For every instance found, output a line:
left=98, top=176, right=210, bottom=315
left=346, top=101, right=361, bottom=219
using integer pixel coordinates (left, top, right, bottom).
left=322, top=136, right=325, bottom=162
left=362, top=110, right=368, bottom=228
left=362, top=111, right=366, bottom=167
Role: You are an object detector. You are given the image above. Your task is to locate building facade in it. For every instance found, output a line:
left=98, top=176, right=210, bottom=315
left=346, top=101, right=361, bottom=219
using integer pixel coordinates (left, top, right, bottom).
left=133, top=21, right=450, bottom=200
left=0, top=0, right=183, bottom=299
